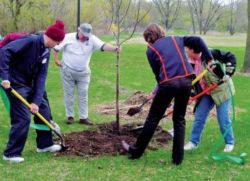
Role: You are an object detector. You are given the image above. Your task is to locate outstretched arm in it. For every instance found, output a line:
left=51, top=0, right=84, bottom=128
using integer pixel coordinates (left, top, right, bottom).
left=101, top=43, right=120, bottom=53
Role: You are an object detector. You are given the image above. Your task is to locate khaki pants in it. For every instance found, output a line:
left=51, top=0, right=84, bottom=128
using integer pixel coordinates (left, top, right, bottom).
left=61, top=65, right=90, bottom=119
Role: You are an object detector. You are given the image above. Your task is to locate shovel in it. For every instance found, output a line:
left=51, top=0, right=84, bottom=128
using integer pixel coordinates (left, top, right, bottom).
left=127, top=70, right=209, bottom=117
left=130, top=109, right=174, bottom=131
left=9, top=87, right=67, bottom=151
left=127, top=69, right=208, bottom=116
left=127, top=98, right=150, bottom=116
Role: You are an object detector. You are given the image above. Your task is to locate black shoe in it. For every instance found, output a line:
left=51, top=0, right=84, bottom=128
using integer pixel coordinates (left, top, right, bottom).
left=172, top=159, right=183, bottom=165
left=79, top=118, right=94, bottom=125
left=129, top=155, right=141, bottom=160
left=66, top=117, right=74, bottom=124
left=126, top=144, right=143, bottom=160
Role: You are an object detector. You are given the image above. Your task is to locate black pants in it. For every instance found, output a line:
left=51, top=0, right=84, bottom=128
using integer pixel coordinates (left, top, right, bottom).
left=129, top=77, right=192, bottom=164
left=4, top=86, right=53, bottom=157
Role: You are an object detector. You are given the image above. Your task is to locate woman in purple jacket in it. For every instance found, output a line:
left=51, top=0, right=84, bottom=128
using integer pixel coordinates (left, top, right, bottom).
left=122, top=23, right=213, bottom=165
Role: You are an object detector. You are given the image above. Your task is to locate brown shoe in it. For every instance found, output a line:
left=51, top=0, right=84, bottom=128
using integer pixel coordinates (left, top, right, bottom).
left=66, top=117, right=74, bottom=124
left=79, top=118, right=93, bottom=125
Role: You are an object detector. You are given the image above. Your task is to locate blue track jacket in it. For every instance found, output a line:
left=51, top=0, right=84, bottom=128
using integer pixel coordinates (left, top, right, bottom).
left=0, top=34, right=50, bottom=106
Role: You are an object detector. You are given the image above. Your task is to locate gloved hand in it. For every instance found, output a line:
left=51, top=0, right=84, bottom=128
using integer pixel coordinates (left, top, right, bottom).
left=222, top=75, right=230, bottom=82
left=225, top=62, right=236, bottom=76
left=207, top=61, right=216, bottom=72
left=208, top=61, right=226, bottom=79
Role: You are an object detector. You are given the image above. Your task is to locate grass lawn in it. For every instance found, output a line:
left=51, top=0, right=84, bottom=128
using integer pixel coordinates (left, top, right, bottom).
left=0, top=35, right=250, bottom=181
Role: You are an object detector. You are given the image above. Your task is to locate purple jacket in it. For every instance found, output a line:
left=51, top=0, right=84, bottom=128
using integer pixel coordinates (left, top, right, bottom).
left=146, top=36, right=213, bottom=84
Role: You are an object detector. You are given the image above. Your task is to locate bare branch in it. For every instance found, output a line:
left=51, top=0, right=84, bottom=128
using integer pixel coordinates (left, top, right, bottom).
left=119, top=0, right=131, bottom=25
left=120, top=2, right=151, bottom=45
left=152, top=0, right=182, bottom=30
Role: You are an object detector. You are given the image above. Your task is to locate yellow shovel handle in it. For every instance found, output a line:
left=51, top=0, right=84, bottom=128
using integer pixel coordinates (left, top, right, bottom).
left=10, top=88, right=54, bottom=130
left=192, top=69, right=208, bottom=85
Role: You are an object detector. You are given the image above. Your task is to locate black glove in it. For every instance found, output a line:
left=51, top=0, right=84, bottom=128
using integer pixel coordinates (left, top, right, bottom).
left=212, top=64, right=225, bottom=79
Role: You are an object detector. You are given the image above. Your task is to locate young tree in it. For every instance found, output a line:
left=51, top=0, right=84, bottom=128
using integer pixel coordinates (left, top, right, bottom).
left=152, top=0, right=182, bottom=30
left=242, top=0, right=250, bottom=72
left=106, top=0, right=150, bottom=133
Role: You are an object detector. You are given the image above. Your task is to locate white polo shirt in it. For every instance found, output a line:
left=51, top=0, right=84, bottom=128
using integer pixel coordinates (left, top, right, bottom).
left=54, top=32, right=104, bottom=72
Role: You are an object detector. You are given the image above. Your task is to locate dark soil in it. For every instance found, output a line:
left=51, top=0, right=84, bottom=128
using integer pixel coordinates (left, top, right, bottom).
left=58, top=91, right=244, bottom=157
left=58, top=122, right=172, bottom=157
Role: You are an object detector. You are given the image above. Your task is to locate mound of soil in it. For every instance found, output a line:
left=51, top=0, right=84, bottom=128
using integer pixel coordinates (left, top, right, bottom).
left=96, top=91, right=246, bottom=121
left=59, top=122, right=172, bottom=157
left=96, top=91, right=200, bottom=121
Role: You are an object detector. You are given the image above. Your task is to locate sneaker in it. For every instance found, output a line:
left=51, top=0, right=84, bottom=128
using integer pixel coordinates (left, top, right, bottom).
left=184, top=142, right=198, bottom=151
left=224, top=144, right=234, bottom=152
left=79, top=118, right=93, bottom=125
left=3, top=155, right=24, bottom=163
left=66, top=117, right=74, bottom=124
left=37, top=144, right=62, bottom=153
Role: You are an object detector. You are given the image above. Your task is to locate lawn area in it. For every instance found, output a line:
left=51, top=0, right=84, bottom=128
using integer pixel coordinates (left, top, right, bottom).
left=0, top=35, right=250, bottom=180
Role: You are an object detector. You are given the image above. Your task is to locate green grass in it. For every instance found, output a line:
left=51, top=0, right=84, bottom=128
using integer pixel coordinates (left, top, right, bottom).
left=0, top=37, right=250, bottom=180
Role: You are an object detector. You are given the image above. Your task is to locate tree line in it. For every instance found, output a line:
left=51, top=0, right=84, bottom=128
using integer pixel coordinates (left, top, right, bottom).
left=0, top=0, right=247, bottom=36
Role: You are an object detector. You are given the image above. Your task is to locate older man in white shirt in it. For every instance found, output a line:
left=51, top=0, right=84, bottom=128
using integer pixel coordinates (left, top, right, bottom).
left=54, top=23, right=119, bottom=125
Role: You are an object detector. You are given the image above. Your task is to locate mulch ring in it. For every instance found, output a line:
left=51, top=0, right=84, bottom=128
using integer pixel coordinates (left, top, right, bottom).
left=58, top=121, right=172, bottom=157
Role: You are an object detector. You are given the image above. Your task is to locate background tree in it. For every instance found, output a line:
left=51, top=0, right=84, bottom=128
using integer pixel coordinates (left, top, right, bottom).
left=0, top=0, right=33, bottom=32
left=187, top=0, right=224, bottom=34
left=242, top=0, right=250, bottom=72
left=228, top=0, right=237, bottom=35
left=152, top=0, right=181, bottom=30
left=187, top=0, right=196, bottom=34
left=235, top=0, right=248, bottom=32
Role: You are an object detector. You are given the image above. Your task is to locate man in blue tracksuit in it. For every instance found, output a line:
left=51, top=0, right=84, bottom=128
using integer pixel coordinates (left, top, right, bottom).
left=122, top=23, right=214, bottom=165
left=0, top=20, right=65, bottom=163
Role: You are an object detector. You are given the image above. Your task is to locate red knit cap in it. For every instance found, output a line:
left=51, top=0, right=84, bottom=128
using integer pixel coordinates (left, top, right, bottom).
left=45, top=20, right=65, bottom=42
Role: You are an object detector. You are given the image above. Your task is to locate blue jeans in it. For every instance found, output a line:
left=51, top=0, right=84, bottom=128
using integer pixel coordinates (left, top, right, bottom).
left=190, top=95, right=235, bottom=145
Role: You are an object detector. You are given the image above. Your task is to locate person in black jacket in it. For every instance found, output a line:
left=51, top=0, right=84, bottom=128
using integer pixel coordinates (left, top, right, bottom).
left=122, top=23, right=213, bottom=165
left=0, top=20, right=65, bottom=163
left=184, top=48, right=236, bottom=152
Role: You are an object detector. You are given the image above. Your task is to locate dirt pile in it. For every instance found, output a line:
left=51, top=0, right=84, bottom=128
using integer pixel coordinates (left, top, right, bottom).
left=59, top=122, right=172, bottom=157
left=96, top=91, right=201, bottom=121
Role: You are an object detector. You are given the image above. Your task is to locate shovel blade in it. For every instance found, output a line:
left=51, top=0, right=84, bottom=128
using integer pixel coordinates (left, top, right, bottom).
left=127, top=107, right=142, bottom=116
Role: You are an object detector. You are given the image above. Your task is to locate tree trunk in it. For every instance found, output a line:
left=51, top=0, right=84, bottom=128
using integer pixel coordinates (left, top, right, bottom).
left=242, top=1, right=250, bottom=72
left=199, top=20, right=202, bottom=35
left=191, top=15, right=196, bottom=34
left=115, top=1, right=120, bottom=134
left=164, top=19, right=168, bottom=30
left=187, top=0, right=196, bottom=34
